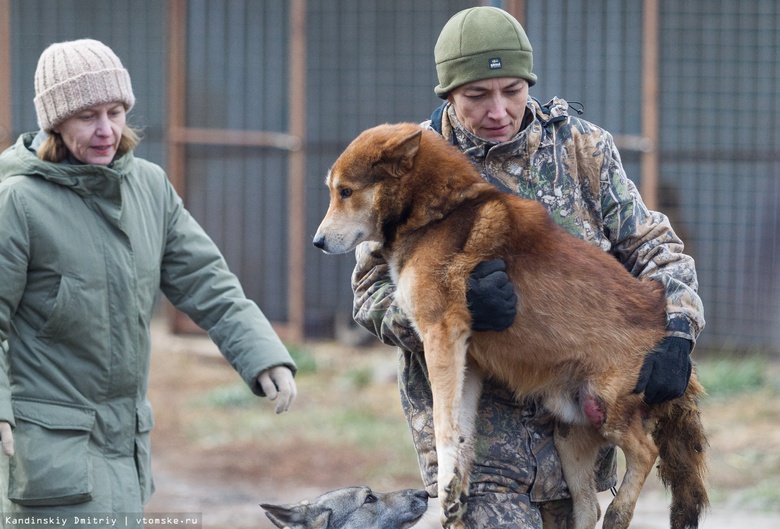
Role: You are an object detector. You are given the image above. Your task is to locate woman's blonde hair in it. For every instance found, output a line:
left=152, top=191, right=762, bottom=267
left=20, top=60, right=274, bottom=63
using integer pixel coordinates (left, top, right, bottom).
left=37, top=124, right=142, bottom=163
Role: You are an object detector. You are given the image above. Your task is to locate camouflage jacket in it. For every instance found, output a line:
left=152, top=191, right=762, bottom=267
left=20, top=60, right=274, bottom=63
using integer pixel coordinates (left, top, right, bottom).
left=351, top=97, right=704, bottom=502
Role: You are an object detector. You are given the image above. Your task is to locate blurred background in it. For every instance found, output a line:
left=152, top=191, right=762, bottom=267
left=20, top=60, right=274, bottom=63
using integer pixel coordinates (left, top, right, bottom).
left=2, top=0, right=779, bottom=355
left=2, top=2, right=779, bottom=527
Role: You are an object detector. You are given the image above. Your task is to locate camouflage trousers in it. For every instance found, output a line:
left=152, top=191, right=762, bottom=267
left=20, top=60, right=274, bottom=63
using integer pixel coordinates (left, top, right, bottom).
left=461, top=493, right=574, bottom=528
left=399, top=349, right=616, bottom=529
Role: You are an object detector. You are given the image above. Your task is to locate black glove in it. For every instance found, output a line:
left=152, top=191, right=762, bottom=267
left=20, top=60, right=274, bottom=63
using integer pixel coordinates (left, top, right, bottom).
left=634, top=336, right=693, bottom=405
left=466, top=259, right=518, bottom=332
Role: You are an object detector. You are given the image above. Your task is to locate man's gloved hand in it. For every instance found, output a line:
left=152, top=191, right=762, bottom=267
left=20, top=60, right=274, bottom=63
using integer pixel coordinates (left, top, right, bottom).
left=467, top=259, right=518, bottom=332
left=634, top=336, right=693, bottom=405
left=0, top=421, right=14, bottom=457
left=258, top=366, right=297, bottom=414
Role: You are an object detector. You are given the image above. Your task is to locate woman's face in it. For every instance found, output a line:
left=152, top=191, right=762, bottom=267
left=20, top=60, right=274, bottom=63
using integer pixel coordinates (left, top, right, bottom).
left=447, top=77, right=529, bottom=143
left=53, top=102, right=126, bottom=165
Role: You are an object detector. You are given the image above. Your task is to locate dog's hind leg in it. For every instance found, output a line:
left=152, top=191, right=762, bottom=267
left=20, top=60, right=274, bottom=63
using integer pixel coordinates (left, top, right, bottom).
left=602, top=411, right=657, bottom=529
left=554, top=422, right=604, bottom=529
left=423, top=323, right=478, bottom=529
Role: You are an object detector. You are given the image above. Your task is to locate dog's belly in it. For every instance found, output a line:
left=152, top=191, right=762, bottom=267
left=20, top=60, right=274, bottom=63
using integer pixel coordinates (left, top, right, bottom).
left=470, top=338, right=597, bottom=426
left=542, top=392, right=590, bottom=426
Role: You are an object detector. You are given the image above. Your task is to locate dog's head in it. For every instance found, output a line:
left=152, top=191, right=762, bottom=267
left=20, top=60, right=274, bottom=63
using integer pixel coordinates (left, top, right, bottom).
left=261, top=486, right=429, bottom=529
left=313, top=123, right=423, bottom=254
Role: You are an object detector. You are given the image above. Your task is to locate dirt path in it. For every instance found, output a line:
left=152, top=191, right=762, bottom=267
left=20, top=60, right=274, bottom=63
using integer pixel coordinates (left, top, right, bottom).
left=597, top=491, right=780, bottom=529
left=144, top=319, right=403, bottom=528
left=144, top=319, right=780, bottom=528
left=146, top=462, right=780, bottom=529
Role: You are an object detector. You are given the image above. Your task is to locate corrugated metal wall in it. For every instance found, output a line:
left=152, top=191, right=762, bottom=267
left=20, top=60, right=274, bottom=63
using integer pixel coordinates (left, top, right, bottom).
left=181, top=1, right=292, bottom=323
left=304, top=0, right=475, bottom=334
left=526, top=0, right=644, bottom=187
left=8, top=0, right=166, bottom=163
left=6, top=1, right=780, bottom=352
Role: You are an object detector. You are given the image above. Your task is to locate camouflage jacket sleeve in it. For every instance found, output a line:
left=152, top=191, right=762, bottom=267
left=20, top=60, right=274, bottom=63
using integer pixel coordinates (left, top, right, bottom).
left=594, top=130, right=705, bottom=343
left=351, top=241, right=424, bottom=353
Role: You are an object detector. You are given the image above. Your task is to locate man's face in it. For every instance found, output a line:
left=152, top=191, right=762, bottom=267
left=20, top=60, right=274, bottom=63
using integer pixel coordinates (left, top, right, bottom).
left=448, top=77, right=529, bottom=143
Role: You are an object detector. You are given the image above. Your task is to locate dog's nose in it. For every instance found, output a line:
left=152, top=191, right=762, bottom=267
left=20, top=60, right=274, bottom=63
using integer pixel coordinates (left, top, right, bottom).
left=312, top=235, right=326, bottom=250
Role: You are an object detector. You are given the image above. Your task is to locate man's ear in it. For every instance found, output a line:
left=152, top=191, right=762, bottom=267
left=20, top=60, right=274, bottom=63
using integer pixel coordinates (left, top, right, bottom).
left=377, top=129, right=422, bottom=178
left=261, top=502, right=332, bottom=529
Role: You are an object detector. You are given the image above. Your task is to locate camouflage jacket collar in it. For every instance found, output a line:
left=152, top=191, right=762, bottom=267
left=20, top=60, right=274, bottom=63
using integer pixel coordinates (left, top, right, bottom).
left=441, top=97, right=571, bottom=162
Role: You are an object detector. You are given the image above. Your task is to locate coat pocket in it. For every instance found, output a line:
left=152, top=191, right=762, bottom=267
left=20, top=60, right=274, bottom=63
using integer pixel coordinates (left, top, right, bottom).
left=8, top=399, right=96, bottom=507
left=38, top=274, right=77, bottom=339
left=135, top=400, right=155, bottom=504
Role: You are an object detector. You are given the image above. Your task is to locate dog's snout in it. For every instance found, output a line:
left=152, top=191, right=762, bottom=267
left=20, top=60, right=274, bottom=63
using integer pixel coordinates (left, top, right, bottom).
left=312, top=234, right=326, bottom=250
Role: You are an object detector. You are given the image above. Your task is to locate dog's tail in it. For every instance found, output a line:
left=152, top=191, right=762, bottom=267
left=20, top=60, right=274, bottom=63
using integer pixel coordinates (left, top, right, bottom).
left=652, top=369, right=709, bottom=529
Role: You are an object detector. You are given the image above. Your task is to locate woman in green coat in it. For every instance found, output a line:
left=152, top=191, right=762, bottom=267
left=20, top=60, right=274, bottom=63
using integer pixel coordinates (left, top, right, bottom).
left=0, top=39, right=297, bottom=525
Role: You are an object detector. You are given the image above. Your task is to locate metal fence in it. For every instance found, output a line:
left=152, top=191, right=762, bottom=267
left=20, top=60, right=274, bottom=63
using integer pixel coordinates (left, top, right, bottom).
left=656, top=0, right=780, bottom=353
left=2, top=0, right=778, bottom=353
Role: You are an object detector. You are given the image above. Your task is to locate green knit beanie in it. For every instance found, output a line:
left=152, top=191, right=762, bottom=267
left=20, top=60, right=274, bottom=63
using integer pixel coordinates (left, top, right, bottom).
left=434, top=6, right=537, bottom=99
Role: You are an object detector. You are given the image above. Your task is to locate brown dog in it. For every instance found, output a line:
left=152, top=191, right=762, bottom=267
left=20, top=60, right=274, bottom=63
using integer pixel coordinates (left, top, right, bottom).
left=313, top=123, right=708, bottom=529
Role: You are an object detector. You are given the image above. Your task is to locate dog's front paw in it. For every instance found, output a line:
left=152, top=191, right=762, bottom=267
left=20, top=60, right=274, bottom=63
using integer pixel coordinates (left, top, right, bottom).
left=440, top=469, right=468, bottom=528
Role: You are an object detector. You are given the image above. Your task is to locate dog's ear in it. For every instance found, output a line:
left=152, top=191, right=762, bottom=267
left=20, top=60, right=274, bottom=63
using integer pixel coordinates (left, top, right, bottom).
left=377, top=129, right=422, bottom=178
left=260, top=502, right=332, bottom=529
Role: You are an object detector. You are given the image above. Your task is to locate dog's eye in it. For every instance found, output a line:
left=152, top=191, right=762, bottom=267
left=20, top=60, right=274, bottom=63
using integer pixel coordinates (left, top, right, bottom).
left=364, top=493, right=377, bottom=504
left=339, top=188, right=353, bottom=199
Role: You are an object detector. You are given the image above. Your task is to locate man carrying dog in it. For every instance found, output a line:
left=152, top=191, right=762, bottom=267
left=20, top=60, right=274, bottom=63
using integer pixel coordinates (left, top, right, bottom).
left=352, top=6, right=704, bottom=528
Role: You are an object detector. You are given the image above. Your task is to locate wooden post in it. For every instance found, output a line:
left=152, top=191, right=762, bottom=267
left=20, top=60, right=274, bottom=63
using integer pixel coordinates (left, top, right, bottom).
left=641, top=0, right=660, bottom=210
left=165, top=0, right=198, bottom=334
left=166, top=0, right=187, bottom=197
left=287, top=0, right=307, bottom=343
left=502, top=0, right=526, bottom=26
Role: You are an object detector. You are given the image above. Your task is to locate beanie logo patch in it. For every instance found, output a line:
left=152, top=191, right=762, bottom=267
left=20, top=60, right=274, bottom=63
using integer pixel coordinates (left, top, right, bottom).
left=489, top=57, right=503, bottom=70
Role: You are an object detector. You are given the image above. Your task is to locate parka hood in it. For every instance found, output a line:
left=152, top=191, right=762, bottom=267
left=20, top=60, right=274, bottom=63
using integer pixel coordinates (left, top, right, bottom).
left=531, top=96, right=570, bottom=125
left=0, top=132, right=130, bottom=200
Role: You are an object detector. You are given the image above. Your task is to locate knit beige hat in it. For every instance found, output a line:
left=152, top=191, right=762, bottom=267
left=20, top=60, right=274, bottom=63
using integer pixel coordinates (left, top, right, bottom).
left=34, top=39, right=135, bottom=132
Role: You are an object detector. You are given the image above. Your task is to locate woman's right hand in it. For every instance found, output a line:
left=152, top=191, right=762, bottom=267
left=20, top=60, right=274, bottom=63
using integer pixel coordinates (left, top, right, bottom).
left=0, top=421, right=13, bottom=456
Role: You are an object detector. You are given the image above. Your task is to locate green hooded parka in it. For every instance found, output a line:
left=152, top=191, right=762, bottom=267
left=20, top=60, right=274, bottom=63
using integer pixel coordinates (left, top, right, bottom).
left=0, top=132, right=296, bottom=522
